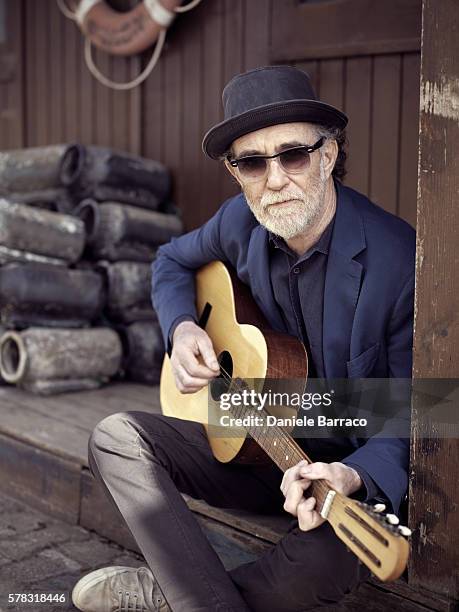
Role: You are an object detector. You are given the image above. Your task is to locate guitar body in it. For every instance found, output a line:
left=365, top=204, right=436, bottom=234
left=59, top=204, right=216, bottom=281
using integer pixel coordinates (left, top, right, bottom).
left=160, top=261, right=308, bottom=464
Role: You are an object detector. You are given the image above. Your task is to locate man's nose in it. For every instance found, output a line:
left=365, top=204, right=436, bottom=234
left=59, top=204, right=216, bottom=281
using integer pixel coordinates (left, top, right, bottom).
left=265, top=158, right=290, bottom=190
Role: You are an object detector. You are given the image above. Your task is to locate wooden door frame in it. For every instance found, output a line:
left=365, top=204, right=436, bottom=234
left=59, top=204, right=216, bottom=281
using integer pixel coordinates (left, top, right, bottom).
left=409, top=0, right=459, bottom=604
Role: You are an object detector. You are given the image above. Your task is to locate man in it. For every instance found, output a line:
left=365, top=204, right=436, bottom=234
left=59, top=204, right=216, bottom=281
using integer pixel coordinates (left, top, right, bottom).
left=73, top=66, right=415, bottom=612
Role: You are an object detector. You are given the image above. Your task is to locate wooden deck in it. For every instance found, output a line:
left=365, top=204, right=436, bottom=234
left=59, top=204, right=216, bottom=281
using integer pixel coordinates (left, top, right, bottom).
left=0, top=383, right=450, bottom=611
left=0, top=382, right=289, bottom=550
left=0, top=382, right=162, bottom=466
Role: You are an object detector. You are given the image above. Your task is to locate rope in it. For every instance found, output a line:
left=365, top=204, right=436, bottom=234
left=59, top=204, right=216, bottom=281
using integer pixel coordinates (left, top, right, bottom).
left=57, top=0, right=204, bottom=90
left=84, top=29, right=166, bottom=90
left=144, top=0, right=175, bottom=27
left=56, top=0, right=78, bottom=20
left=175, top=0, right=203, bottom=13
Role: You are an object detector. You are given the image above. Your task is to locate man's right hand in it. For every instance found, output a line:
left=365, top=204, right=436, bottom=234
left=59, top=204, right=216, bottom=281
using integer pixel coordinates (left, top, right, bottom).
left=170, top=321, right=220, bottom=393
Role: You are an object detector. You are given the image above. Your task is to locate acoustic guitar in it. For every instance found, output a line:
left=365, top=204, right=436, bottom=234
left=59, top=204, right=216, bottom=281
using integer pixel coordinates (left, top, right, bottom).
left=160, top=261, right=410, bottom=582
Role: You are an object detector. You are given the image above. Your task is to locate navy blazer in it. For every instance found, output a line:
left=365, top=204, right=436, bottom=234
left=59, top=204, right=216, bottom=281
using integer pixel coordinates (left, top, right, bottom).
left=151, top=182, right=416, bottom=513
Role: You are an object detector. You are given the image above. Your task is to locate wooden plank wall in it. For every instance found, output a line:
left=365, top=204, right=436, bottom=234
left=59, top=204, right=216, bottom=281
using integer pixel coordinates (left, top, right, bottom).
left=0, top=0, right=419, bottom=230
left=409, top=0, right=459, bottom=601
left=294, top=53, right=420, bottom=228
left=21, top=0, right=142, bottom=152
left=0, top=1, right=24, bottom=149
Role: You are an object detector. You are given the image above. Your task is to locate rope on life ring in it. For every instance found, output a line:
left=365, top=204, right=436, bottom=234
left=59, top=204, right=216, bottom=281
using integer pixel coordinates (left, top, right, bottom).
left=56, top=0, right=79, bottom=20
left=57, top=0, right=203, bottom=90
left=84, top=29, right=166, bottom=90
left=174, top=0, right=202, bottom=12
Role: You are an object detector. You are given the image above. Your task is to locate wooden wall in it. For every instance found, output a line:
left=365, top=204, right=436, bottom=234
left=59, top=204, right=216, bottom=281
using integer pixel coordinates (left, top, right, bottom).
left=410, top=0, right=459, bottom=601
left=0, top=0, right=421, bottom=230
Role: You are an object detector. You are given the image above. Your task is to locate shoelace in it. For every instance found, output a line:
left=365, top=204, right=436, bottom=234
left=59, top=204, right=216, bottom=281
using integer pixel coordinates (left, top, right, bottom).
left=116, top=589, right=166, bottom=612
left=116, top=590, right=146, bottom=612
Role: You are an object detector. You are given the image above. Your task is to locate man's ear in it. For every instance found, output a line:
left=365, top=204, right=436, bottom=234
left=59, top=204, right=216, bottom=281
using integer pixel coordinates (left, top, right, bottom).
left=224, top=159, right=243, bottom=187
left=322, top=139, right=338, bottom=179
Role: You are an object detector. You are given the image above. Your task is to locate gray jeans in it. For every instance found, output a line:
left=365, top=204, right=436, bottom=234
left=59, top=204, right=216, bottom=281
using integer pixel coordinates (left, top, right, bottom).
left=88, top=411, right=369, bottom=612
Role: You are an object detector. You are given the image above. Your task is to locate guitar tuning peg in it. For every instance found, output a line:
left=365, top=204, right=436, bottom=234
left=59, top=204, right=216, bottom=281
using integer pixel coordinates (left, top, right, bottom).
left=373, top=503, right=386, bottom=513
left=398, top=525, right=412, bottom=537
left=386, top=513, right=400, bottom=525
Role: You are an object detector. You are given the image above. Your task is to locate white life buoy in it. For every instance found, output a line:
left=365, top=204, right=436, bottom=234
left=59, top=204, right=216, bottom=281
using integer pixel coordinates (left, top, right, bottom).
left=57, top=0, right=202, bottom=89
left=75, top=0, right=183, bottom=56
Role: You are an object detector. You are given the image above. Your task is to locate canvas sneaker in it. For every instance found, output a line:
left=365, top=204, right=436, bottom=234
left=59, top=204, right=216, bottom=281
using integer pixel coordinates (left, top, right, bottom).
left=72, top=565, right=170, bottom=612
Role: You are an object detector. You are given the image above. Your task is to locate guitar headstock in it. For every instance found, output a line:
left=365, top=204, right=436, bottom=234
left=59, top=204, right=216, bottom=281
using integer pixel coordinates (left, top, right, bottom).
left=327, top=496, right=411, bottom=582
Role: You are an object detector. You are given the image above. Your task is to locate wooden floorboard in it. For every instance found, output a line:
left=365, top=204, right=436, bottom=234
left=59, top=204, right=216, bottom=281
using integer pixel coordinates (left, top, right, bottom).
left=0, top=383, right=162, bottom=464
left=21, top=384, right=161, bottom=432
left=98, top=382, right=161, bottom=407
left=0, top=432, right=81, bottom=523
left=0, top=386, right=98, bottom=431
left=0, top=397, right=90, bottom=463
left=185, top=496, right=291, bottom=545
left=0, top=382, right=161, bottom=420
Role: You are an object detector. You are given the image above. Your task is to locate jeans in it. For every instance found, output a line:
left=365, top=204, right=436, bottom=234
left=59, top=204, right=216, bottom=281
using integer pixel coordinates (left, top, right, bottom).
left=88, top=411, right=369, bottom=611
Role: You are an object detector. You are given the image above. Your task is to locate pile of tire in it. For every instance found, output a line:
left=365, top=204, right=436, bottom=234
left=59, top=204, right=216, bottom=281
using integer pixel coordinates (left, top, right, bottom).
left=0, top=145, right=182, bottom=394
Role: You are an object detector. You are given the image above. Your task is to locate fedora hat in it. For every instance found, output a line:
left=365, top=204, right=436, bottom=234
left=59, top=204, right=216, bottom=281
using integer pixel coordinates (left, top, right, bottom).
left=202, top=65, right=348, bottom=160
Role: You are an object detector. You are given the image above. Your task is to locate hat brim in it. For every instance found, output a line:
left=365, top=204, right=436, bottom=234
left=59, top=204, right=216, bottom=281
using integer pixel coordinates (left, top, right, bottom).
left=202, top=99, right=348, bottom=160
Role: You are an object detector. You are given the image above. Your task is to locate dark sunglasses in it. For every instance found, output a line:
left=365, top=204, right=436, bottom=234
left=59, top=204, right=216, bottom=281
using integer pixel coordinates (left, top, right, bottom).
left=227, top=137, right=325, bottom=181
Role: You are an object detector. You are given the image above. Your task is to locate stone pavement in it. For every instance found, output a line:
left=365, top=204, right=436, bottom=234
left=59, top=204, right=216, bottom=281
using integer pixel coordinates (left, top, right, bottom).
left=0, top=492, right=147, bottom=612
left=0, top=491, right=259, bottom=612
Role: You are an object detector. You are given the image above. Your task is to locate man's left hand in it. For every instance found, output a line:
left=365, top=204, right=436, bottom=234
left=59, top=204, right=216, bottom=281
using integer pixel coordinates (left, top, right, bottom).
left=280, top=461, right=362, bottom=532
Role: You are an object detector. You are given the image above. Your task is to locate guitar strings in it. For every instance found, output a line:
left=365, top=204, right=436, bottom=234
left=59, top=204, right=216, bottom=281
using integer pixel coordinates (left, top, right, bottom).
left=204, top=353, right=397, bottom=567
left=215, top=365, right=314, bottom=463
left=212, top=370, right=398, bottom=571
left=213, top=364, right=331, bottom=501
left=215, top=370, right=394, bottom=569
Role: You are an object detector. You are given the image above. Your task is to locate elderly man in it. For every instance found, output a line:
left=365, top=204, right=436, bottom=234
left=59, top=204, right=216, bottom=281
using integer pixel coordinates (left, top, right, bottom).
left=72, top=66, right=415, bottom=612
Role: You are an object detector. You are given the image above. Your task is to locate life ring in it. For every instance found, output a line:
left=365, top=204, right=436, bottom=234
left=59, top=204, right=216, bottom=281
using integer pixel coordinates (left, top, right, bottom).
left=74, top=0, right=188, bottom=57
left=56, top=0, right=202, bottom=89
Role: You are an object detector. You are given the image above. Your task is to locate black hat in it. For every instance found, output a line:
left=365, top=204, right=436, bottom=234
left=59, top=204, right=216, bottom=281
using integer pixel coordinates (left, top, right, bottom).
left=202, top=65, right=348, bottom=160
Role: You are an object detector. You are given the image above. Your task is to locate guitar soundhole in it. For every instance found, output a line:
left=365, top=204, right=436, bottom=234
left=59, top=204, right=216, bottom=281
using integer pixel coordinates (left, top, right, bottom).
left=210, top=351, right=233, bottom=401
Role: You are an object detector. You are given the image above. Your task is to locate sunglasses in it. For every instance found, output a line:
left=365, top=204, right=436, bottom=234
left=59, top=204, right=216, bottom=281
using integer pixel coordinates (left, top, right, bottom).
left=227, top=137, right=325, bottom=181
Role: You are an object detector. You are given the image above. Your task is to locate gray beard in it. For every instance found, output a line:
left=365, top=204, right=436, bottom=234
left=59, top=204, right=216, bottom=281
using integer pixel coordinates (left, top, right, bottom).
left=244, top=174, right=327, bottom=240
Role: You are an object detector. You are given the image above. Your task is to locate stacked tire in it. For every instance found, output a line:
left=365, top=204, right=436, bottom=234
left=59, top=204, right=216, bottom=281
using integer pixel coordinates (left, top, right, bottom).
left=0, top=145, right=181, bottom=394
left=0, top=145, right=75, bottom=212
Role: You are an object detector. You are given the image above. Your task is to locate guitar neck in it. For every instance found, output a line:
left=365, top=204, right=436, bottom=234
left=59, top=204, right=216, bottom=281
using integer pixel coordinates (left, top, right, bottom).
left=227, top=384, right=331, bottom=510
left=223, top=392, right=410, bottom=582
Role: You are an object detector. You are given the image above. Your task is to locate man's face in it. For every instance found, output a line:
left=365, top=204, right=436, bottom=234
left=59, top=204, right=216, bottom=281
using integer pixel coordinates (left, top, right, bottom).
left=227, top=122, right=335, bottom=240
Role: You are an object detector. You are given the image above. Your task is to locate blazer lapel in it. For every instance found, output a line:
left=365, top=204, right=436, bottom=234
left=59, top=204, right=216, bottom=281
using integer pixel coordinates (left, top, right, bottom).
left=323, top=184, right=366, bottom=378
left=247, top=224, right=286, bottom=332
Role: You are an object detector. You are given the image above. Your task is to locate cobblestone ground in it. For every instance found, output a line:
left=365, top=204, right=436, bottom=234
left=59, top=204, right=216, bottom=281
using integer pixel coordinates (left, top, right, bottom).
left=0, top=492, right=258, bottom=612
left=0, top=493, right=146, bottom=612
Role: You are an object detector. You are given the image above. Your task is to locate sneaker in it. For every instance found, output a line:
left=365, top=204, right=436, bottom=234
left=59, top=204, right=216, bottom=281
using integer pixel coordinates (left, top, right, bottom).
left=71, top=565, right=170, bottom=612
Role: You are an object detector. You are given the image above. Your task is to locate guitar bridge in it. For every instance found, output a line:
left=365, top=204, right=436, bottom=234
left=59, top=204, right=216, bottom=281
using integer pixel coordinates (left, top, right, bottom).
left=320, top=490, right=336, bottom=519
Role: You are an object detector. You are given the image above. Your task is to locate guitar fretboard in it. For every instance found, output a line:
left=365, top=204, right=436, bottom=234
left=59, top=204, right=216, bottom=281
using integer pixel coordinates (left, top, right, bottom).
left=224, top=378, right=330, bottom=508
